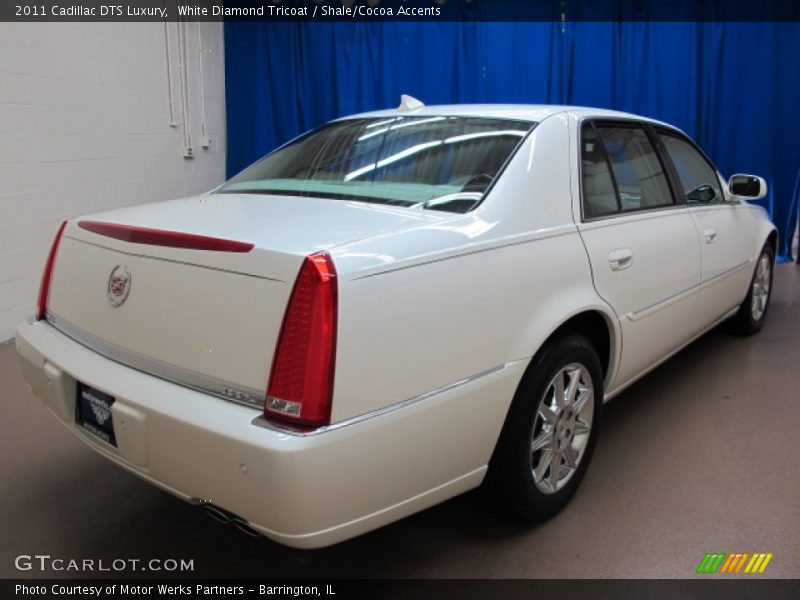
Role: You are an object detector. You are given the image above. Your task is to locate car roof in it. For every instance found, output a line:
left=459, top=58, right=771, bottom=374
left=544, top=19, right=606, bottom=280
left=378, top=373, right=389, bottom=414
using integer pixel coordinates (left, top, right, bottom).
left=342, top=104, right=674, bottom=129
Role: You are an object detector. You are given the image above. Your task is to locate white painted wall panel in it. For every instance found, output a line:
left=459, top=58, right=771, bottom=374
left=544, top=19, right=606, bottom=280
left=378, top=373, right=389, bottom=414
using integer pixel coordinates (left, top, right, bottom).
left=0, top=22, right=227, bottom=340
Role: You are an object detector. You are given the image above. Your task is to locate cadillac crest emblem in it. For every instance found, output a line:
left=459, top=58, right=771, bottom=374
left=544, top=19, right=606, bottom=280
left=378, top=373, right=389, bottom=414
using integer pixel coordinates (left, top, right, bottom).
left=107, top=265, right=132, bottom=307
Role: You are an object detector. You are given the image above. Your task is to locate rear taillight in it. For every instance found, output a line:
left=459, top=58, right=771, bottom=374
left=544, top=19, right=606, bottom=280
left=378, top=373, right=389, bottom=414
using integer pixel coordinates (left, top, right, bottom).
left=266, top=252, right=338, bottom=428
left=36, top=220, right=68, bottom=321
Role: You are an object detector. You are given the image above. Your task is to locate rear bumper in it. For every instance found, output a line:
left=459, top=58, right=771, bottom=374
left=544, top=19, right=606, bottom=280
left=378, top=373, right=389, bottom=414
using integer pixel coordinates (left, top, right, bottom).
left=15, top=319, right=521, bottom=548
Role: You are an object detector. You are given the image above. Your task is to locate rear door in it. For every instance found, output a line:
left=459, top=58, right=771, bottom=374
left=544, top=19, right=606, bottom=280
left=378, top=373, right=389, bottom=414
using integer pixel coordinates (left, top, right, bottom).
left=576, top=120, right=702, bottom=388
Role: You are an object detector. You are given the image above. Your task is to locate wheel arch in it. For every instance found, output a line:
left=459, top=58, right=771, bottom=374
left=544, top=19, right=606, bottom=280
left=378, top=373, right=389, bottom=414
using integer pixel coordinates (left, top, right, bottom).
left=521, top=306, right=620, bottom=394
left=547, top=311, right=614, bottom=380
left=766, top=228, right=778, bottom=258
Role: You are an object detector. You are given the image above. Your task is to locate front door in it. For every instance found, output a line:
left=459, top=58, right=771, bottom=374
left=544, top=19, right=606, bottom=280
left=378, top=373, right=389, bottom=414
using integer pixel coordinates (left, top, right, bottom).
left=656, top=129, right=755, bottom=327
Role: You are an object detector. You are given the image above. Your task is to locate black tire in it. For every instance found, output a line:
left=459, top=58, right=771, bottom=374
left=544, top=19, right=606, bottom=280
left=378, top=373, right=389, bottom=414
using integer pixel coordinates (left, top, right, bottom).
left=486, top=333, right=603, bottom=521
left=733, top=243, right=774, bottom=336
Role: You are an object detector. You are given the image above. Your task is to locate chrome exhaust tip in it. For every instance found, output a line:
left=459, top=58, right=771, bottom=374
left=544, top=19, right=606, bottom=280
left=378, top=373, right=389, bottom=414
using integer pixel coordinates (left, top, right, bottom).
left=201, top=504, right=262, bottom=538
left=232, top=518, right=263, bottom=538
left=203, top=505, right=232, bottom=525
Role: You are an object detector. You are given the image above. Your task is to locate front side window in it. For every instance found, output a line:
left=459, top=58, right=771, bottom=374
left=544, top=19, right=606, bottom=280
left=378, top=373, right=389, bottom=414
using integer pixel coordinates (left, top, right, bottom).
left=659, top=132, right=723, bottom=204
left=219, top=116, right=534, bottom=213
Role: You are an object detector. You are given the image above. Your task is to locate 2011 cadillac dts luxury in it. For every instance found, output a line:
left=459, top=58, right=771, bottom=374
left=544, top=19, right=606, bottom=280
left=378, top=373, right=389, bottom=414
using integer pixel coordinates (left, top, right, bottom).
left=16, top=101, right=776, bottom=548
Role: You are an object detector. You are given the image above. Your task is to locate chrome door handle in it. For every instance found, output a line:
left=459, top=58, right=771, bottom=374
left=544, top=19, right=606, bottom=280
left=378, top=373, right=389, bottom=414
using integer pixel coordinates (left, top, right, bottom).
left=608, top=248, right=633, bottom=271
left=704, top=228, right=717, bottom=243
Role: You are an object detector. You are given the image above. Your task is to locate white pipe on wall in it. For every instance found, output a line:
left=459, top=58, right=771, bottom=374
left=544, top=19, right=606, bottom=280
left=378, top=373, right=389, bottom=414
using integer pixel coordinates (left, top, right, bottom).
left=197, top=22, right=210, bottom=148
left=176, top=18, right=193, bottom=158
left=163, top=19, right=178, bottom=127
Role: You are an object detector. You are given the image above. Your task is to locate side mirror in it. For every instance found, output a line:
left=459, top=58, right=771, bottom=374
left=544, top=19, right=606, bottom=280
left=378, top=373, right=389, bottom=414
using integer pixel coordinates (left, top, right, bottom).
left=729, top=174, right=767, bottom=200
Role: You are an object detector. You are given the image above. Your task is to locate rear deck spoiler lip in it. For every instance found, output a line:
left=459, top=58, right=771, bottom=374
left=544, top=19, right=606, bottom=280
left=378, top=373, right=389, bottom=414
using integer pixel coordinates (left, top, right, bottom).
left=77, top=221, right=255, bottom=253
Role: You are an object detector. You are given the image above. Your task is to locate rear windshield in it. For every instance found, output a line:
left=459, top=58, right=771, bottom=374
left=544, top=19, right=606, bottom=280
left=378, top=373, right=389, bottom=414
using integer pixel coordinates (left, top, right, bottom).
left=219, top=116, right=535, bottom=213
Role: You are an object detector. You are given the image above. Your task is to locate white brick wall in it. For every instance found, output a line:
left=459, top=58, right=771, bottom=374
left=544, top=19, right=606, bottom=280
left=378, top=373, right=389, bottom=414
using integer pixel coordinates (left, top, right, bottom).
left=0, top=21, right=227, bottom=341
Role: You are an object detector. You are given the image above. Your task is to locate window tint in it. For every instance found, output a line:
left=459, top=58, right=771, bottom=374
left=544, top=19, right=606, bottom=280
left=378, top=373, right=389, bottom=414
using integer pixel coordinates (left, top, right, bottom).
left=660, top=133, right=722, bottom=204
left=581, top=124, right=619, bottom=217
left=595, top=124, right=674, bottom=212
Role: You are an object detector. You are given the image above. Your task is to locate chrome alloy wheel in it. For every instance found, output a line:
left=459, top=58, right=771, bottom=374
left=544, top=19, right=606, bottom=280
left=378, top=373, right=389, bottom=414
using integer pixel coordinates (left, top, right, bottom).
left=530, top=363, right=594, bottom=494
left=751, top=253, right=772, bottom=322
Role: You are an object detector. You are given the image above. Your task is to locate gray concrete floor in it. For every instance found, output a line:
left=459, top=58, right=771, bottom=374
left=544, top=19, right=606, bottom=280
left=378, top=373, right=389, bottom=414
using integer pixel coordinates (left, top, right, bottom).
left=1, top=266, right=798, bottom=579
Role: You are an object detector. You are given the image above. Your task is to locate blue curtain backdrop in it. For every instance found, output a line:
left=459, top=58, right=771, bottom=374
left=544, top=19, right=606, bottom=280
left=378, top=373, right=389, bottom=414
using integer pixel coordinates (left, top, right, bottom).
left=224, top=20, right=800, bottom=259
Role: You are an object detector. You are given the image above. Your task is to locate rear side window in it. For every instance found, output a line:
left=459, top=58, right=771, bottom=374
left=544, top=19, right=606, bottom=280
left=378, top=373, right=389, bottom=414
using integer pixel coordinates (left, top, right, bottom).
left=595, top=124, right=674, bottom=212
left=581, top=122, right=675, bottom=219
left=581, top=124, right=619, bottom=217
left=659, top=132, right=723, bottom=204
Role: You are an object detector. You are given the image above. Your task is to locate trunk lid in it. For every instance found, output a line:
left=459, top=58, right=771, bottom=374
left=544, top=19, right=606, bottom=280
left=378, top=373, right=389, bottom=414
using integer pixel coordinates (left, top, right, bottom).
left=47, top=193, right=443, bottom=406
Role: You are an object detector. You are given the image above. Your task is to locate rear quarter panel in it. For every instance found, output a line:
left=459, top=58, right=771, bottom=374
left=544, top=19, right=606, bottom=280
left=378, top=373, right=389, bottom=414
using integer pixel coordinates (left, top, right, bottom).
left=329, top=114, right=618, bottom=425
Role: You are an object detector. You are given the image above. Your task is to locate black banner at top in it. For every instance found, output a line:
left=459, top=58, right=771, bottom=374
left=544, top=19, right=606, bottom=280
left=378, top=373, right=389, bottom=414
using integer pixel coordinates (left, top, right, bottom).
left=3, top=0, right=800, bottom=22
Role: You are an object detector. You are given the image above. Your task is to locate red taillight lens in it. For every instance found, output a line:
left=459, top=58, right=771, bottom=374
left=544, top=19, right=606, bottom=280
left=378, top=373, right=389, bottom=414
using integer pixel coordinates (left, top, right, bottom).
left=36, top=221, right=68, bottom=321
left=266, top=252, right=338, bottom=428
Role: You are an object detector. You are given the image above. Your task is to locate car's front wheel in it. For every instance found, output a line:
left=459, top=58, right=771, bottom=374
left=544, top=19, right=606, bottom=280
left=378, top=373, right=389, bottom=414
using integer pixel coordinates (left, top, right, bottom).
left=733, top=243, right=774, bottom=335
left=486, top=333, right=603, bottom=521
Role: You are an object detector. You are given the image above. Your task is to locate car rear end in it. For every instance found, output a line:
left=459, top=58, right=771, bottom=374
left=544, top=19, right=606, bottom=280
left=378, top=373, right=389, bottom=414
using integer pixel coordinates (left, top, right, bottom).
left=15, top=111, right=540, bottom=547
left=16, top=195, right=521, bottom=548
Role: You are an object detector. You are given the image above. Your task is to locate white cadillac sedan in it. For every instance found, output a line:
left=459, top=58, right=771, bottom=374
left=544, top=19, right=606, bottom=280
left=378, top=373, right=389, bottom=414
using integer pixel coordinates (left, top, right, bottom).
left=16, top=102, right=776, bottom=548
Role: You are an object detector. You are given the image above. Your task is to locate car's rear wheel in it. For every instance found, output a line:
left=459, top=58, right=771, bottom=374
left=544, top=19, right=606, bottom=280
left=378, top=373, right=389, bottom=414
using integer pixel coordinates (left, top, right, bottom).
left=486, top=333, right=603, bottom=520
left=733, top=243, right=774, bottom=335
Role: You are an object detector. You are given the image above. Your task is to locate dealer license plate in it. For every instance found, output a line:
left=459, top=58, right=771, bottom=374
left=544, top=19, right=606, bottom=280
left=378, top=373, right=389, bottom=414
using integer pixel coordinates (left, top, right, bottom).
left=76, top=383, right=117, bottom=446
